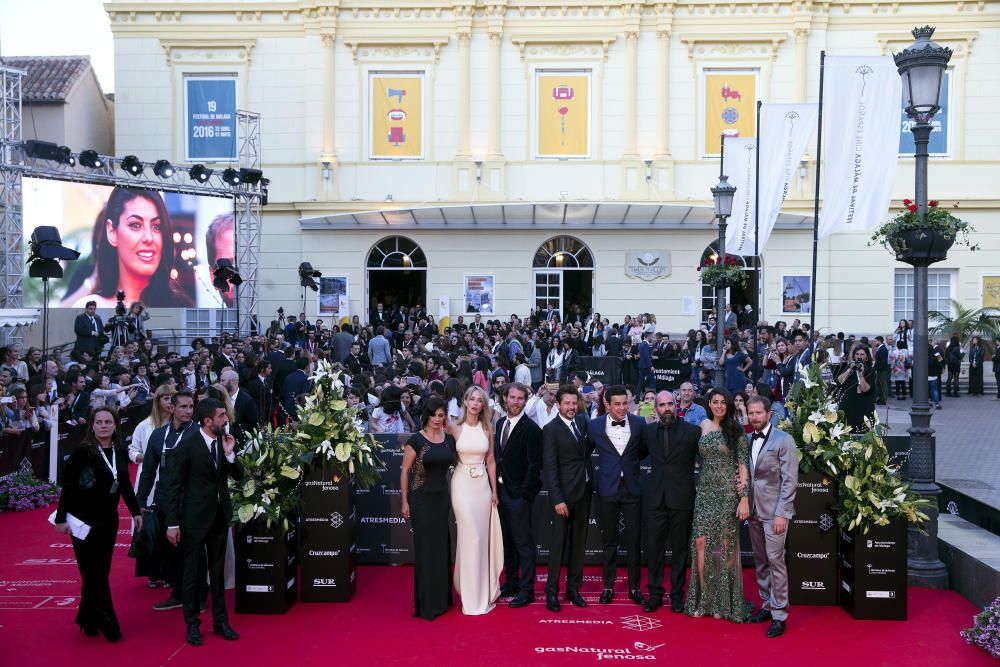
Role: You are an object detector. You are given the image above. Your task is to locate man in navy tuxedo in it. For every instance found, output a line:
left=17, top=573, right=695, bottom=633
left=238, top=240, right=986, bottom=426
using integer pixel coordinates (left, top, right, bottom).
left=283, top=357, right=313, bottom=422
left=636, top=331, right=655, bottom=396
left=589, top=384, right=646, bottom=605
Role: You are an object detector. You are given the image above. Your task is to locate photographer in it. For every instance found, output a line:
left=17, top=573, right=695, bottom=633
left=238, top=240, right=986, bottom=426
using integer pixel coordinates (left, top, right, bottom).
left=103, top=291, right=138, bottom=351
left=836, top=343, right=876, bottom=433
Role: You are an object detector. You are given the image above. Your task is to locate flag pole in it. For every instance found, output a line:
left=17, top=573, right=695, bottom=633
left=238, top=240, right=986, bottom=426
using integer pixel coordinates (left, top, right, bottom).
left=752, top=99, right=762, bottom=382
left=809, top=51, right=825, bottom=343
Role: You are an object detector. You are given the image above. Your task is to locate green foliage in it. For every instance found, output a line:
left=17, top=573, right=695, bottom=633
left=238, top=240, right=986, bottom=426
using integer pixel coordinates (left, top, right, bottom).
left=929, top=299, right=1000, bottom=351
left=229, top=427, right=302, bottom=530
left=869, top=199, right=978, bottom=252
left=779, top=360, right=930, bottom=534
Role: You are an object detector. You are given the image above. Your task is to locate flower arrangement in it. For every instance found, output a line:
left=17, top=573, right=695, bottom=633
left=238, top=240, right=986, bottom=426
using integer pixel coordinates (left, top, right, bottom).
left=780, top=361, right=930, bottom=534
left=962, top=595, right=1000, bottom=659
left=0, top=470, right=60, bottom=512
left=230, top=426, right=303, bottom=529
left=697, top=255, right=747, bottom=288
left=870, top=198, right=978, bottom=253
left=294, top=359, right=383, bottom=489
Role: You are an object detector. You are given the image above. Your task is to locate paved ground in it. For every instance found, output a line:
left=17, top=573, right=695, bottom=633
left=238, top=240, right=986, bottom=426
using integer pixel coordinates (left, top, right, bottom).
left=880, top=362, right=1000, bottom=509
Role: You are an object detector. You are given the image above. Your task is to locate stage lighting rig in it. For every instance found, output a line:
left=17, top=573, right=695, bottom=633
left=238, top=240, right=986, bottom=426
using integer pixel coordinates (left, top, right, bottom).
left=189, top=164, right=212, bottom=183
left=121, top=155, right=144, bottom=176
left=79, top=149, right=103, bottom=168
left=222, top=168, right=242, bottom=186
left=153, top=159, right=175, bottom=178
left=298, top=262, right=322, bottom=291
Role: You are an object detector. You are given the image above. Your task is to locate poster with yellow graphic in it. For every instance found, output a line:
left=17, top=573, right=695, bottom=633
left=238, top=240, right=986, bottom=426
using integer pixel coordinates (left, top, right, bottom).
left=370, top=72, right=423, bottom=159
left=537, top=72, right=590, bottom=157
left=984, top=276, right=1000, bottom=309
left=704, top=71, right=757, bottom=156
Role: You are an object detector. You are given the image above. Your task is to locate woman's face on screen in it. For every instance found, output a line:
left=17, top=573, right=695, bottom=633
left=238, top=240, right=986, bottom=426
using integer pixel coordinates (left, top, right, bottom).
left=107, top=196, right=163, bottom=281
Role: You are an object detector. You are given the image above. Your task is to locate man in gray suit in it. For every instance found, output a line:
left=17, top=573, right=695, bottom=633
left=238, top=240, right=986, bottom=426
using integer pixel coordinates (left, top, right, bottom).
left=332, top=324, right=355, bottom=364
left=745, top=394, right=797, bottom=638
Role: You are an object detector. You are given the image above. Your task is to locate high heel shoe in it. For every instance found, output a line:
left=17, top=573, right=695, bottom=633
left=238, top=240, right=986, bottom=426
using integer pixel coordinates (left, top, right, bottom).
left=80, top=624, right=100, bottom=637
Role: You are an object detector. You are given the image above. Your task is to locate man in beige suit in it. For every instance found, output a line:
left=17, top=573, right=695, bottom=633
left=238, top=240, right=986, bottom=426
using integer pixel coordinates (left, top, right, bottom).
left=745, top=395, right=798, bottom=638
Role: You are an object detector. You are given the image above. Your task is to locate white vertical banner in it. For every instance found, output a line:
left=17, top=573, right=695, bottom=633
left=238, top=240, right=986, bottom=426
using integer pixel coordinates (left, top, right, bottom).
left=757, top=103, right=819, bottom=251
left=819, top=56, right=901, bottom=238
left=437, top=295, right=450, bottom=330
left=722, top=138, right=757, bottom=256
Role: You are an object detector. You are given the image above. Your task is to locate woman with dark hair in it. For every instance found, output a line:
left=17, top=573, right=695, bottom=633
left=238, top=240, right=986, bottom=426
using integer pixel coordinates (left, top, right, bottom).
left=968, top=336, right=985, bottom=396
left=401, top=396, right=456, bottom=620
left=686, top=388, right=750, bottom=622
left=944, top=334, right=964, bottom=398
left=54, top=407, right=141, bottom=640
left=61, top=187, right=193, bottom=308
left=370, top=385, right=409, bottom=434
left=836, top=343, right=876, bottom=431
left=443, top=377, right=465, bottom=425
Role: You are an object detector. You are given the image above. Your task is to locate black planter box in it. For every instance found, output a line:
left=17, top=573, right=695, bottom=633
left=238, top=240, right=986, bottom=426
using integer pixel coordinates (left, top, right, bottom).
left=235, top=519, right=298, bottom=614
left=299, top=463, right=357, bottom=602
left=839, top=517, right=907, bottom=620
left=890, top=227, right=955, bottom=265
left=786, top=471, right=839, bottom=605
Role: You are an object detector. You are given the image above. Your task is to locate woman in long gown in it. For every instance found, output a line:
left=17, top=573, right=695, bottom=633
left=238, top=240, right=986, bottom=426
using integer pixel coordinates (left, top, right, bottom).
left=401, top=396, right=455, bottom=620
left=449, top=385, right=503, bottom=615
left=686, top=388, right=751, bottom=622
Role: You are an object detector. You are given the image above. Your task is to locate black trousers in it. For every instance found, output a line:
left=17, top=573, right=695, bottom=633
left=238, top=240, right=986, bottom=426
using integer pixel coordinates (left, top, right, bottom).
left=72, top=521, right=119, bottom=633
left=545, top=491, right=590, bottom=597
left=154, top=507, right=181, bottom=586
left=596, top=483, right=641, bottom=591
left=645, top=501, right=693, bottom=601
left=498, top=483, right=536, bottom=595
left=180, top=509, right=229, bottom=627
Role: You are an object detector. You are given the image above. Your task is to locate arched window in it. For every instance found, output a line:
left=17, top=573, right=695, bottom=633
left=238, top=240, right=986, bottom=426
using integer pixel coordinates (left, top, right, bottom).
left=366, top=236, right=426, bottom=269
left=533, top=235, right=594, bottom=269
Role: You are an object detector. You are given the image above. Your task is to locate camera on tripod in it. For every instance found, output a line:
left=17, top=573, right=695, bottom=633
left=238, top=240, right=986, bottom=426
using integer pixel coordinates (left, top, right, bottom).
left=104, top=290, right=136, bottom=352
left=115, top=290, right=127, bottom=316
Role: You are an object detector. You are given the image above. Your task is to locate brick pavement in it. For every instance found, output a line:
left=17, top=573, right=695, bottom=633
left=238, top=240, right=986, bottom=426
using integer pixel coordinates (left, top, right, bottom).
left=879, top=361, right=1000, bottom=509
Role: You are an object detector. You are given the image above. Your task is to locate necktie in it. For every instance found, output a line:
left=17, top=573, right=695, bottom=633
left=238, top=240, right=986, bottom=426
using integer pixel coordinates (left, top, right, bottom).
left=570, top=420, right=582, bottom=443
left=210, top=439, right=219, bottom=469
left=754, top=431, right=766, bottom=440
left=500, top=419, right=511, bottom=453
left=611, top=420, right=626, bottom=427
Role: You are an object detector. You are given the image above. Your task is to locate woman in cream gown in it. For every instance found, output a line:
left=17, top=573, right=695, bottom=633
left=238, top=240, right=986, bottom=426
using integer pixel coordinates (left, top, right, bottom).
left=449, top=385, right=504, bottom=615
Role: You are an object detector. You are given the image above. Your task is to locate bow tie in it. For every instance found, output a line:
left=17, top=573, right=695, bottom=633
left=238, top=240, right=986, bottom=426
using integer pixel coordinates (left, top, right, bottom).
left=611, top=420, right=626, bottom=427
left=753, top=431, right=767, bottom=440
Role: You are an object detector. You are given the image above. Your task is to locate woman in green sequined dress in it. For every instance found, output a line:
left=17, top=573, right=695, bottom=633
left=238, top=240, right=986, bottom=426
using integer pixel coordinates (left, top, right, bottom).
left=685, top=388, right=750, bottom=621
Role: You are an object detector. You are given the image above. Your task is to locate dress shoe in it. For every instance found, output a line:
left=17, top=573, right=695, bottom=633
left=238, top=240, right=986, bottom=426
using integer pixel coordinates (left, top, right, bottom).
left=213, top=622, right=239, bottom=640
left=152, top=597, right=182, bottom=611
left=599, top=589, right=614, bottom=604
left=186, top=624, right=203, bottom=646
left=749, top=608, right=772, bottom=624
left=567, top=592, right=588, bottom=608
left=500, top=584, right=519, bottom=598
left=628, top=589, right=647, bottom=606
left=643, top=596, right=663, bottom=613
left=545, top=594, right=561, bottom=612
left=509, top=593, right=534, bottom=608
left=766, top=619, right=786, bottom=638
left=670, top=598, right=684, bottom=613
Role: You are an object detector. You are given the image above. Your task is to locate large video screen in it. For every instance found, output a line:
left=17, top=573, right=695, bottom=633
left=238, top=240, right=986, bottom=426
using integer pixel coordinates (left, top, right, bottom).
left=22, top=177, right=235, bottom=309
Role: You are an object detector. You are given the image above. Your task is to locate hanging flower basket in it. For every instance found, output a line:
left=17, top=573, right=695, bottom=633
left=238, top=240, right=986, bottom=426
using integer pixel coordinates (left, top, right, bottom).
left=698, top=256, right=747, bottom=288
left=870, top=199, right=977, bottom=266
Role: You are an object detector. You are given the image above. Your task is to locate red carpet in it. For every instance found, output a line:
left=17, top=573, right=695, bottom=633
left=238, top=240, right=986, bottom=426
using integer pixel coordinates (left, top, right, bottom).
left=0, top=503, right=990, bottom=667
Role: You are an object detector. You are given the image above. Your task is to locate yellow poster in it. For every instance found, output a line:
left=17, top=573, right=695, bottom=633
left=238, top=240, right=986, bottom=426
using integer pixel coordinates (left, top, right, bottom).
left=371, top=73, right=422, bottom=158
left=984, top=276, right=1000, bottom=309
left=537, top=73, right=590, bottom=157
left=704, top=71, right=757, bottom=155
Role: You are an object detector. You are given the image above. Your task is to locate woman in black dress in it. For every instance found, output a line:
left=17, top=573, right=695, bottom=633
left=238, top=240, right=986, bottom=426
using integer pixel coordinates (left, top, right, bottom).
left=54, top=407, right=141, bottom=640
left=401, top=396, right=455, bottom=620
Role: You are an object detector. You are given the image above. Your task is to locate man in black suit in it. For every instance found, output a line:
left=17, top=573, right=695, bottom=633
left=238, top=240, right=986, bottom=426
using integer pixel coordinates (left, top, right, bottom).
left=605, top=325, right=623, bottom=357
left=494, top=383, right=543, bottom=608
left=271, top=348, right=297, bottom=414
left=212, top=342, right=237, bottom=382
left=589, top=385, right=646, bottom=606
left=283, top=357, right=313, bottom=422
left=542, top=385, right=593, bottom=612
left=873, top=335, right=890, bottom=405
left=162, top=398, right=243, bottom=646
left=246, top=360, right=273, bottom=429
left=73, top=301, right=105, bottom=358
left=640, top=390, right=701, bottom=613
left=64, top=370, right=91, bottom=426
left=221, top=368, right=258, bottom=446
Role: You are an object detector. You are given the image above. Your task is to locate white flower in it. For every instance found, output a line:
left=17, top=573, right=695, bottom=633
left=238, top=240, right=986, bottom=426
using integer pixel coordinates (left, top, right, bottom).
left=829, top=424, right=847, bottom=441
left=807, top=410, right=824, bottom=425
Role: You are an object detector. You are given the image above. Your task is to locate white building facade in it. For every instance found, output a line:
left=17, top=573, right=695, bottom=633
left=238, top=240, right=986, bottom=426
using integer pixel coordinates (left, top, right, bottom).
left=103, top=0, right=999, bottom=340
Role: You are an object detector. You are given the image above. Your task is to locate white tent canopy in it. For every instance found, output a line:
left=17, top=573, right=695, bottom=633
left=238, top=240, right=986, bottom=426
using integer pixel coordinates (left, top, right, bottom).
left=0, top=309, right=40, bottom=328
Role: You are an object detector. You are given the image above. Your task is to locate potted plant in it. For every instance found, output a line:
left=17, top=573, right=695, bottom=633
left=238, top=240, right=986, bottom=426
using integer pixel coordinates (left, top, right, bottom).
left=962, top=595, right=1000, bottom=659
left=697, top=255, right=747, bottom=288
left=870, top=199, right=978, bottom=264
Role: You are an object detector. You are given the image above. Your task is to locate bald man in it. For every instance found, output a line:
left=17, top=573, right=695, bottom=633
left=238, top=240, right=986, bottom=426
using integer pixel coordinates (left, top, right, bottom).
left=221, top=368, right=257, bottom=446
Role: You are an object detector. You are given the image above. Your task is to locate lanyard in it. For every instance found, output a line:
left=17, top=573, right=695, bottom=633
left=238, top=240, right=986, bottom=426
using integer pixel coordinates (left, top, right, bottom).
left=98, top=446, right=118, bottom=479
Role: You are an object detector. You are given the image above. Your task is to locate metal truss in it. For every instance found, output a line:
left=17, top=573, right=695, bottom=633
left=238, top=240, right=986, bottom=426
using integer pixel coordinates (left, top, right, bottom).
left=235, top=110, right=262, bottom=336
left=0, top=66, right=24, bottom=346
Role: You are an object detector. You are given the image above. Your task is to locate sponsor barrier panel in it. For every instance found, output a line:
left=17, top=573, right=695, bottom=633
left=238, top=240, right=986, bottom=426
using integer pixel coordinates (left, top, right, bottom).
left=652, top=359, right=684, bottom=391
left=577, top=356, right=622, bottom=385
left=235, top=519, right=298, bottom=614
left=299, top=464, right=357, bottom=602
left=838, top=517, right=907, bottom=620
left=786, top=471, right=839, bottom=605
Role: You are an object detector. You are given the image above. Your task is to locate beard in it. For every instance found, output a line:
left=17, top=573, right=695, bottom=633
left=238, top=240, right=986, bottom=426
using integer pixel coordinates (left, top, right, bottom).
left=659, top=412, right=675, bottom=426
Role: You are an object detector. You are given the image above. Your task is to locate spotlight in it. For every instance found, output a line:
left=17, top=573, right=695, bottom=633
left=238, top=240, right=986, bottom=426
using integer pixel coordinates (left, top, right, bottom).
left=121, top=155, right=144, bottom=176
left=238, top=168, right=263, bottom=185
left=189, top=164, right=212, bottom=183
left=298, top=261, right=322, bottom=292
left=153, top=159, right=174, bottom=178
left=57, top=146, right=75, bottom=166
left=23, top=140, right=60, bottom=161
left=222, top=168, right=241, bottom=186
left=27, top=226, right=81, bottom=279
left=79, top=150, right=103, bottom=168
left=212, top=258, right=243, bottom=291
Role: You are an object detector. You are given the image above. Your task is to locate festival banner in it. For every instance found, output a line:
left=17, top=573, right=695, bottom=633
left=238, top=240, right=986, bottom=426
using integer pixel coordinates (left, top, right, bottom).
left=317, top=276, right=349, bottom=319
left=463, top=274, right=495, bottom=316
left=984, top=276, right=1000, bottom=309
left=722, top=137, right=758, bottom=257
left=819, top=56, right=901, bottom=238
left=704, top=71, right=757, bottom=156
left=370, top=72, right=423, bottom=159
left=537, top=72, right=590, bottom=157
left=782, top=275, right=812, bottom=314
left=184, top=76, right=238, bottom=161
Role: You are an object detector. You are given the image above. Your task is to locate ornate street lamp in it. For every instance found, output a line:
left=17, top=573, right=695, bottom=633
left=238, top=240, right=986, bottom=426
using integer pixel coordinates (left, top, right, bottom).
left=710, top=137, right=736, bottom=389
left=893, top=25, right=952, bottom=589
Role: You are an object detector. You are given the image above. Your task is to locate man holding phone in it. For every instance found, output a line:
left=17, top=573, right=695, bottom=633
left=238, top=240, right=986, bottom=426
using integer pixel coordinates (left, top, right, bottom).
left=161, top=398, right=243, bottom=647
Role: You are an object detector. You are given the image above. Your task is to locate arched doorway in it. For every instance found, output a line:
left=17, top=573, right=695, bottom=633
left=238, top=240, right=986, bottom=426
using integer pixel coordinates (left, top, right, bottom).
left=366, top=236, right=426, bottom=324
left=700, top=242, right=760, bottom=327
left=533, top=236, right=594, bottom=323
